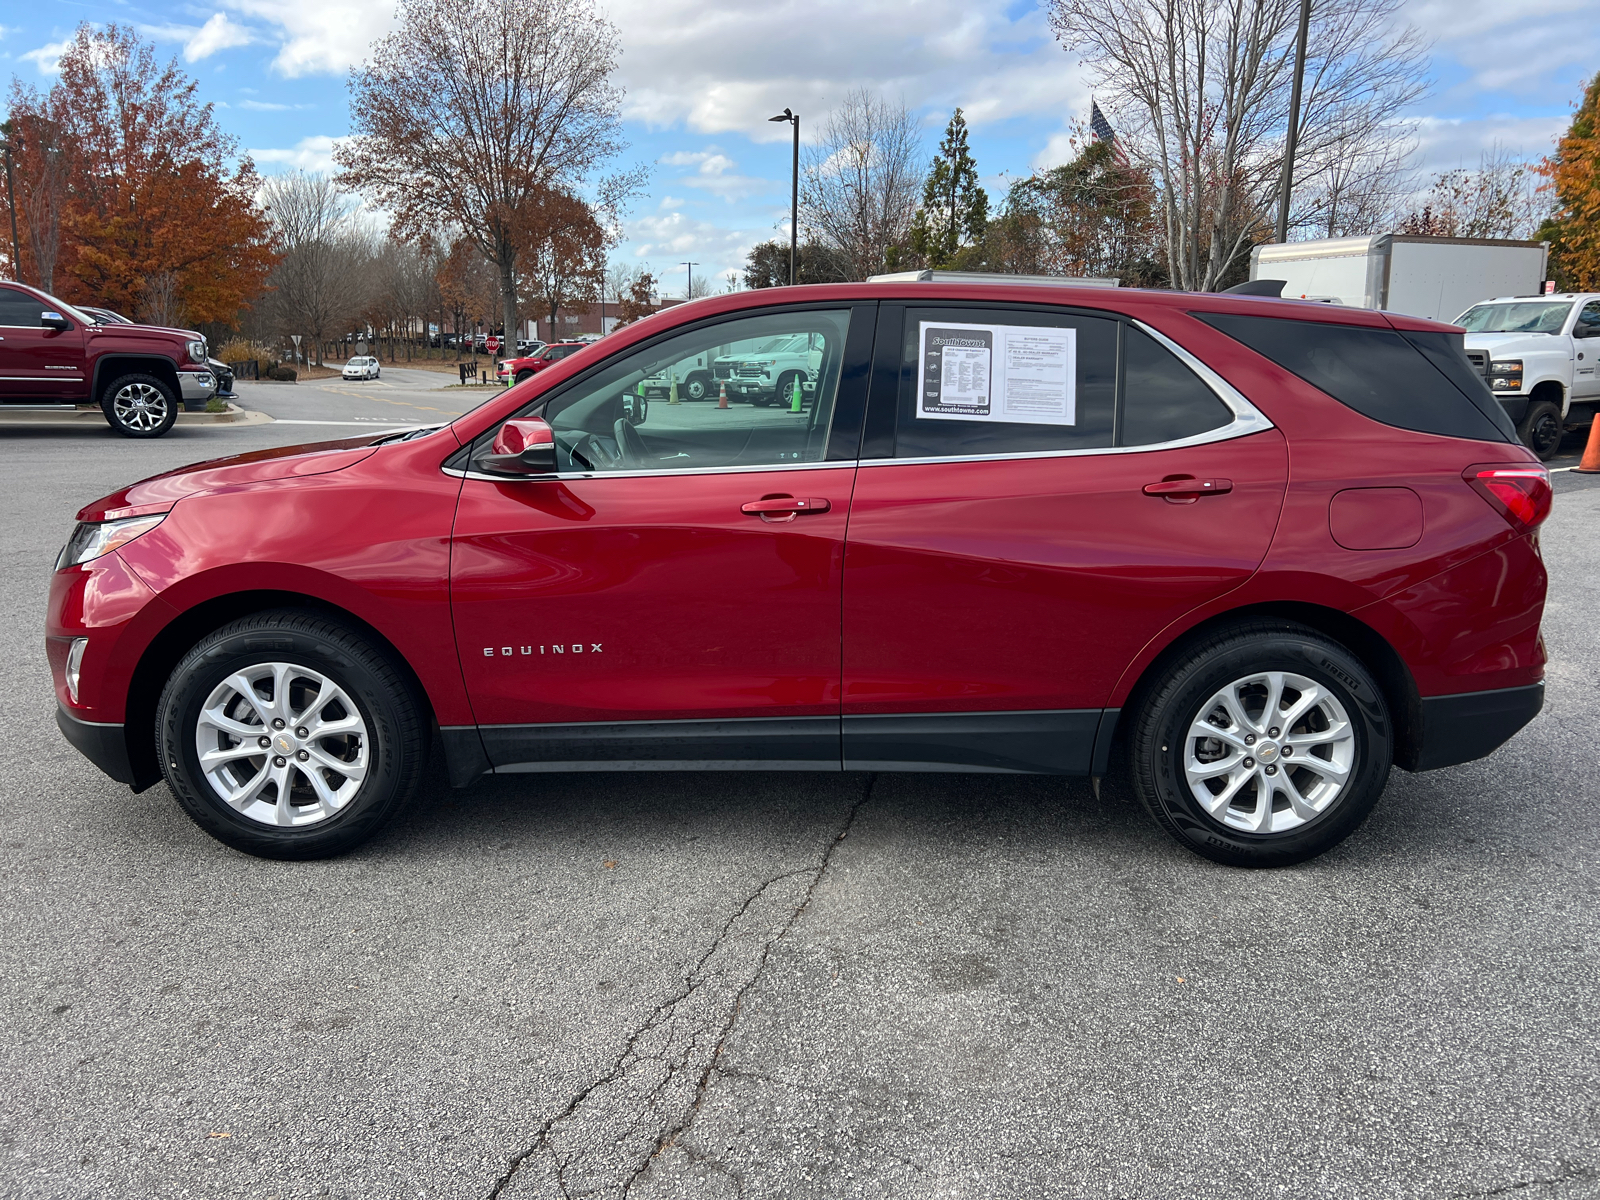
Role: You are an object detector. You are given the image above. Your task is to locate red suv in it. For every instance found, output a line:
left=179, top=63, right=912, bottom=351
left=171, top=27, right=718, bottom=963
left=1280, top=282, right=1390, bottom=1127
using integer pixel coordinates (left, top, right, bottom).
left=498, top=341, right=588, bottom=385
left=47, top=282, right=1549, bottom=865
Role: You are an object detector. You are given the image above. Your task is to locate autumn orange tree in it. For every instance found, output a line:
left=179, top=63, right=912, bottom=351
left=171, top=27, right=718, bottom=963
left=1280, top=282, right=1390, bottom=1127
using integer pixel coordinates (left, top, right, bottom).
left=515, top=184, right=612, bottom=339
left=338, top=0, right=638, bottom=344
left=4, top=24, right=275, bottom=326
left=1538, top=73, right=1600, bottom=292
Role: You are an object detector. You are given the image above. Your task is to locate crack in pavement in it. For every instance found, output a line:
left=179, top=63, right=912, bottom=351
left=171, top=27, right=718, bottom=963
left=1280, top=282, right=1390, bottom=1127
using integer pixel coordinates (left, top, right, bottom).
left=489, top=776, right=875, bottom=1200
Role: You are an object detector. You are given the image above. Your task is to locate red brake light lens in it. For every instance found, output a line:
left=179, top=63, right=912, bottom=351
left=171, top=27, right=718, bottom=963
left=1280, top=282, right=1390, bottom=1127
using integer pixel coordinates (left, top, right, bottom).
left=1464, top=464, right=1552, bottom=532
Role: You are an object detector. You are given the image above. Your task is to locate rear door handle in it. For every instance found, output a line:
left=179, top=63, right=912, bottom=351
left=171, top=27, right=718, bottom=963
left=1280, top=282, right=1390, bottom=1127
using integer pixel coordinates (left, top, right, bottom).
left=740, top=496, right=831, bottom=519
left=1142, top=477, right=1233, bottom=503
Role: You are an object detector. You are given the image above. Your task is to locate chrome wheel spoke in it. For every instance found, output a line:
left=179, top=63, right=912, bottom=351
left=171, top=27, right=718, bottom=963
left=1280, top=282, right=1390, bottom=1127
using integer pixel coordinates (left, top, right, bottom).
left=199, top=743, right=263, bottom=770
left=221, top=759, right=273, bottom=810
left=1286, top=719, right=1350, bottom=747
left=1279, top=772, right=1319, bottom=823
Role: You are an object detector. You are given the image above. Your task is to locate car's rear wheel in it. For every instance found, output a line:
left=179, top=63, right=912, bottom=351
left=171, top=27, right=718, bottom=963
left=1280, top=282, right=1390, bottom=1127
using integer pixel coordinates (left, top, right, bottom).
left=1130, top=621, right=1392, bottom=867
left=157, top=610, right=426, bottom=859
left=102, top=373, right=178, bottom=438
left=684, top=372, right=711, bottom=401
left=1517, top=400, right=1563, bottom=461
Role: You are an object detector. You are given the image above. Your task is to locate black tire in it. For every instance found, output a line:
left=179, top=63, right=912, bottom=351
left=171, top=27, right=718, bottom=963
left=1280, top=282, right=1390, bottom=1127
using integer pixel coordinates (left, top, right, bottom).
left=1130, top=620, right=1392, bottom=867
left=1517, top=400, right=1563, bottom=461
left=157, top=610, right=426, bottom=859
left=684, top=373, right=711, bottom=401
left=515, top=370, right=533, bottom=385
left=773, top=371, right=804, bottom=410
left=101, top=373, right=178, bottom=438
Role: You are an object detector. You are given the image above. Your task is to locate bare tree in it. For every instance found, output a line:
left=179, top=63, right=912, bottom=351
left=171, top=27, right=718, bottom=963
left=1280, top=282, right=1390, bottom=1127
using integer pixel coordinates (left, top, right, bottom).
left=260, top=171, right=370, bottom=366
left=800, top=89, right=924, bottom=280
left=1048, top=0, right=1428, bottom=289
left=1297, top=116, right=1417, bottom=237
left=1400, top=146, right=1546, bottom=240
left=337, top=0, right=631, bottom=343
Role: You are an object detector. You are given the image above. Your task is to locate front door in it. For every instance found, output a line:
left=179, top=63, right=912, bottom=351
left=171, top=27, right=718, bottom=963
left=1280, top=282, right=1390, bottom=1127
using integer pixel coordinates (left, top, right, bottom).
left=451, top=304, right=872, bottom=771
left=1573, top=300, right=1600, bottom=400
left=0, top=286, right=87, bottom=400
left=841, top=304, right=1288, bottom=774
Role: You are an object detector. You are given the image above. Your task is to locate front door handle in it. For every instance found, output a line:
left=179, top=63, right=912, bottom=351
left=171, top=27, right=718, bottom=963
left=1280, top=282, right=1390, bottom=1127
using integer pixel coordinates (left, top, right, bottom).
left=740, top=495, right=831, bottom=521
left=1142, top=476, right=1233, bottom=503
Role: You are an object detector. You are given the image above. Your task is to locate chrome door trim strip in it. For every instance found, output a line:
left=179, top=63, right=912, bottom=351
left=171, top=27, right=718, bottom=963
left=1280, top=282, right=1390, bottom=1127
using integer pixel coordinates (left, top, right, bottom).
left=444, top=458, right=854, bottom=483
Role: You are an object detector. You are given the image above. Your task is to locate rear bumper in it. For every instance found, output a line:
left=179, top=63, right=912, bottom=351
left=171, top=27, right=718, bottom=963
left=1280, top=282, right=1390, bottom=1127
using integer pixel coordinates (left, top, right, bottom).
left=1409, top=683, right=1544, bottom=772
left=55, top=704, right=147, bottom=789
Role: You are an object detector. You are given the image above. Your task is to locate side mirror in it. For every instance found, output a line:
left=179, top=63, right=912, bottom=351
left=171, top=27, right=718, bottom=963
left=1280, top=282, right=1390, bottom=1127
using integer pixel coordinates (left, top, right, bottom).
left=41, top=311, right=72, bottom=332
left=480, top=417, right=557, bottom=476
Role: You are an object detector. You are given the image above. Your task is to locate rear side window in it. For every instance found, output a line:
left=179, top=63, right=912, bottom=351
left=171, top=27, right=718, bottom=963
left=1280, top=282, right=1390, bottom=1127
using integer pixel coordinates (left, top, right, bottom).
left=1194, top=312, right=1509, bottom=443
left=1122, top=326, right=1233, bottom=446
left=891, top=306, right=1119, bottom=457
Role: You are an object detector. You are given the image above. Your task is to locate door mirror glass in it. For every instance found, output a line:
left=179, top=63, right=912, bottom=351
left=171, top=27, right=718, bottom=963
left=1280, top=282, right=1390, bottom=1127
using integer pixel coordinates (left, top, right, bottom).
left=41, top=311, right=72, bottom=332
left=481, top=417, right=557, bottom=476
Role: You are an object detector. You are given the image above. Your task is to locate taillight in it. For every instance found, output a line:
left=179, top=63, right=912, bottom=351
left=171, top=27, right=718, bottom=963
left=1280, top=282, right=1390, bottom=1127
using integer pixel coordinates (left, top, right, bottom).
left=1463, top=463, right=1552, bottom=533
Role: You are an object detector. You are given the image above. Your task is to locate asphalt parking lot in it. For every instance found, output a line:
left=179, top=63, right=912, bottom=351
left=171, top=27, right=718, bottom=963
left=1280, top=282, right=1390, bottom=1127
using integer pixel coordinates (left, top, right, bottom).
left=2, top=380, right=1598, bottom=1199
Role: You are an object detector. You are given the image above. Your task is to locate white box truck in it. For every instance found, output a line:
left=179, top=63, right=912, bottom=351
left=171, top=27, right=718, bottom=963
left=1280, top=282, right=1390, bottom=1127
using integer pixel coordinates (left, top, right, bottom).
left=1249, top=235, right=1548, bottom=323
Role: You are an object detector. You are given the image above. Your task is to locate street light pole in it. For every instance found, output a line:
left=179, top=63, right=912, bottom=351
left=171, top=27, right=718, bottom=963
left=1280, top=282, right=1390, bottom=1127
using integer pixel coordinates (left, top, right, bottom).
left=1275, top=0, right=1312, bottom=243
left=681, top=261, right=698, bottom=301
left=768, top=108, right=799, bottom=285
left=1, top=139, right=22, bottom=285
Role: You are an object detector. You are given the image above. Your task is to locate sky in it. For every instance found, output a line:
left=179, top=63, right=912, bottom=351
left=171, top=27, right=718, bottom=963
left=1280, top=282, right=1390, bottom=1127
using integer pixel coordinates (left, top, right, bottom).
left=3, top=0, right=1595, bottom=298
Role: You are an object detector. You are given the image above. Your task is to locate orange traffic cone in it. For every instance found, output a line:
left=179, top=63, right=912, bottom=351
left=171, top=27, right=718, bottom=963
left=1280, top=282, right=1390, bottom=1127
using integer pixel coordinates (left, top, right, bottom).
left=717, top=381, right=729, bottom=410
left=1578, top=414, right=1600, bottom=474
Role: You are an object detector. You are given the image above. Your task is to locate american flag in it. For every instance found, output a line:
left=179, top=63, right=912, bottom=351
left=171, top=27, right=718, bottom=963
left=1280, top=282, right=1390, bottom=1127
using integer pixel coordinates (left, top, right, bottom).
left=1090, top=100, right=1129, bottom=165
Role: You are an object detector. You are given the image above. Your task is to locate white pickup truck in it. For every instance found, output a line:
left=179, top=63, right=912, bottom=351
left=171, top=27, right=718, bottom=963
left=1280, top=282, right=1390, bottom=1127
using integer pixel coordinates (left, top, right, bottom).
left=1457, top=293, right=1600, bottom=460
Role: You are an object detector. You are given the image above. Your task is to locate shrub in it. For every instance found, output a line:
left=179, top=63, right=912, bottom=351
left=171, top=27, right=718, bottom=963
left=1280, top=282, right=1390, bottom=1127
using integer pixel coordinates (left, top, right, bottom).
left=266, top=365, right=297, bottom=382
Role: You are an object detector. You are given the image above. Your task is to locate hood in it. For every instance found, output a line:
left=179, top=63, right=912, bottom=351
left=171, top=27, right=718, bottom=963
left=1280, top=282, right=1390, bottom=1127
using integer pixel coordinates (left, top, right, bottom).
left=88, top=321, right=203, bottom=341
left=1462, top=331, right=1567, bottom=355
left=76, top=437, right=380, bottom=522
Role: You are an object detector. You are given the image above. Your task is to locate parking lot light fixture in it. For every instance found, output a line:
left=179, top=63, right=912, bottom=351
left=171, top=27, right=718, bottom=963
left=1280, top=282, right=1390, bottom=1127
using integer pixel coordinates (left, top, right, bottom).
left=768, top=109, right=799, bottom=286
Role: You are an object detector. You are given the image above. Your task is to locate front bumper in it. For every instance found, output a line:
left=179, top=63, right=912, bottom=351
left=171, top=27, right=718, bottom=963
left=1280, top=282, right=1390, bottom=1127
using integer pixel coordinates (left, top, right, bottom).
left=55, top=704, right=156, bottom=791
left=177, top=370, right=217, bottom=401
left=1409, top=683, right=1544, bottom=772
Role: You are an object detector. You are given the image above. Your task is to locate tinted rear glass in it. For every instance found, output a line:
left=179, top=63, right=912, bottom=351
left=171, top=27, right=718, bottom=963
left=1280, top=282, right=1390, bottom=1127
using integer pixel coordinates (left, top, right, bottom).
left=1193, top=312, right=1509, bottom=443
left=1121, top=326, right=1233, bottom=445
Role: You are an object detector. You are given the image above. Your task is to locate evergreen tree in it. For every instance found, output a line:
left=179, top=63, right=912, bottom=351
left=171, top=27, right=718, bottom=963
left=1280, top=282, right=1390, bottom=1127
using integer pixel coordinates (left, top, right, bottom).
left=909, top=109, right=989, bottom=268
left=1537, top=73, right=1600, bottom=292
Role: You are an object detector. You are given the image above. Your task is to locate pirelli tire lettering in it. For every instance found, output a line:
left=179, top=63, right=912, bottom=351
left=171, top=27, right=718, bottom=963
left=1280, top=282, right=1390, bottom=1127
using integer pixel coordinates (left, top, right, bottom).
left=483, top=644, right=603, bottom=657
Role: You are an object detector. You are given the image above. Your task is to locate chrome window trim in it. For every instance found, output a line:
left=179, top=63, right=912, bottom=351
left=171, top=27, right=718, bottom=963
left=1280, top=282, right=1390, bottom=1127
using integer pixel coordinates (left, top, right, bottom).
left=444, top=457, right=851, bottom=484
left=447, top=317, right=1274, bottom=482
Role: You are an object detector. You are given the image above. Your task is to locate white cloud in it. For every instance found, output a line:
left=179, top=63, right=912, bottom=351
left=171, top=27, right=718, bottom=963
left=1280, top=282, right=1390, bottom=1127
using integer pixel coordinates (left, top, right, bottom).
left=624, top=210, right=764, bottom=291
left=185, top=13, right=255, bottom=61
left=240, top=99, right=313, bottom=111
left=221, top=0, right=398, bottom=77
left=250, top=134, right=346, bottom=173
left=658, top=147, right=776, bottom=202
left=20, top=39, right=68, bottom=75
left=1403, top=0, right=1599, bottom=94
left=1412, top=114, right=1568, bottom=177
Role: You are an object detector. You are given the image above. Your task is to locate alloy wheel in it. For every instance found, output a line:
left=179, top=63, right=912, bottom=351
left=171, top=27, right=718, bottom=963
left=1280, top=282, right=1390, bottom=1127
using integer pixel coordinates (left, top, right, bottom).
left=1183, top=670, right=1355, bottom=835
left=112, top=382, right=170, bottom=432
left=194, top=661, right=370, bottom=827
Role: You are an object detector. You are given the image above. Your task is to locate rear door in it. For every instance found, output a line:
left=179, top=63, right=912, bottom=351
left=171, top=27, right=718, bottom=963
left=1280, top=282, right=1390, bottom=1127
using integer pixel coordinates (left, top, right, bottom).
left=0, top=287, right=87, bottom=401
left=840, top=303, right=1288, bottom=774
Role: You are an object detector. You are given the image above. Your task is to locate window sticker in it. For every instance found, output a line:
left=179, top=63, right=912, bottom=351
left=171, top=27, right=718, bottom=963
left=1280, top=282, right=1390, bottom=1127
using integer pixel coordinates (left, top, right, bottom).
left=916, top=321, right=1077, bottom=424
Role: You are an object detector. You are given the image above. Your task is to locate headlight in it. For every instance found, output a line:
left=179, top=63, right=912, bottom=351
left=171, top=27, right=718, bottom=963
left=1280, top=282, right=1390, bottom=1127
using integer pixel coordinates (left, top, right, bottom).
left=186, top=340, right=207, bottom=364
left=1488, top=359, right=1523, bottom=391
left=56, top=513, right=167, bottom=570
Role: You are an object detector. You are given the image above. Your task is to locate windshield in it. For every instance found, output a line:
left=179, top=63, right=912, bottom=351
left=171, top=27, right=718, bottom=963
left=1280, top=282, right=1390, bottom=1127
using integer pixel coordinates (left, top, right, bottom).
left=1457, top=301, right=1573, bottom=334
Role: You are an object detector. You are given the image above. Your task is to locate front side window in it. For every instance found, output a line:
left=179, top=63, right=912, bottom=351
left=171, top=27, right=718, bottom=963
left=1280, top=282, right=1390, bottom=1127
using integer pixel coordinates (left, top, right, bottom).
left=0, top=287, right=44, bottom=328
left=505, top=309, right=852, bottom=474
left=1576, top=301, right=1600, bottom=337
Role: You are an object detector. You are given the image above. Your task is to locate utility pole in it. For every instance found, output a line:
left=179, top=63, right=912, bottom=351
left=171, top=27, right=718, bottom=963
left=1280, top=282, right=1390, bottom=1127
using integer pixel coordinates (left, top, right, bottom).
left=768, top=108, right=800, bottom=285
left=681, top=261, right=698, bottom=301
left=1, top=135, right=22, bottom=284
left=1275, top=0, right=1312, bottom=243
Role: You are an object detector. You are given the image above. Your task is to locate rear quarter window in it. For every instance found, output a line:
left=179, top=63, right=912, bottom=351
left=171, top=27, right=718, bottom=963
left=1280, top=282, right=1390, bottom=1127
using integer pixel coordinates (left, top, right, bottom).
left=1193, top=312, right=1510, bottom=443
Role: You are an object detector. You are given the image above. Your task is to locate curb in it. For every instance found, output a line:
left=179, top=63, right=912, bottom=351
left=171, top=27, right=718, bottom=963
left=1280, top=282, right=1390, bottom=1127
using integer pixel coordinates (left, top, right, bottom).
left=0, top=403, right=272, bottom=429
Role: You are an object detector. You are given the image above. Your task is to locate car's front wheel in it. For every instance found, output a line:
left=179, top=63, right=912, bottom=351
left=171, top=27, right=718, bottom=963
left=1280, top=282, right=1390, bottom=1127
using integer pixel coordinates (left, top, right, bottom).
left=157, top=611, right=426, bottom=859
left=1517, top=400, right=1563, bottom=461
left=102, top=373, right=178, bottom=438
left=1130, top=621, right=1392, bottom=867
